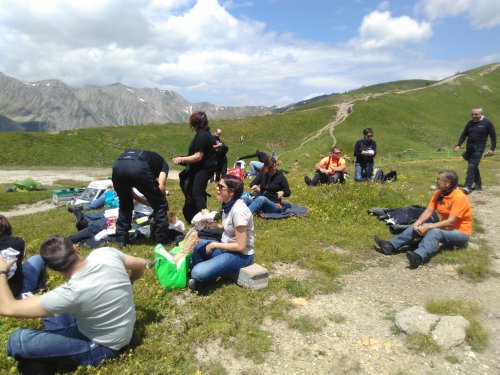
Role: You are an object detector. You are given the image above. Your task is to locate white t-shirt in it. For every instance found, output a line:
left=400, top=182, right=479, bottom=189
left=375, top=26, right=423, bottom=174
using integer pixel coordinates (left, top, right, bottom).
left=40, top=247, right=135, bottom=350
left=221, top=199, right=255, bottom=256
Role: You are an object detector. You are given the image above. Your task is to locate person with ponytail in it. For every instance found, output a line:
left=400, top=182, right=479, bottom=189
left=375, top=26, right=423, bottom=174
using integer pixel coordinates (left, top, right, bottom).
left=189, top=175, right=254, bottom=290
left=373, top=170, right=472, bottom=269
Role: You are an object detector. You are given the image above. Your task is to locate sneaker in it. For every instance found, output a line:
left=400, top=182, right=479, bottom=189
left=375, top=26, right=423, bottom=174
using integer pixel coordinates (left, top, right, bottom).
left=373, top=236, right=395, bottom=255
left=187, top=278, right=198, bottom=291
left=304, top=175, right=312, bottom=186
left=406, top=251, right=423, bottom=269
left=461, top=186, right=471, bottom=195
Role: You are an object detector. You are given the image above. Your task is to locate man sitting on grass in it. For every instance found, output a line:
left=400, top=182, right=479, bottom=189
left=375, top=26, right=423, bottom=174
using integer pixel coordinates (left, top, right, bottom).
left=0, top=235, right=147, bottom=373
left=373, top=170, right=472, bottom=269
left=304, top=147, right=346, bottom=185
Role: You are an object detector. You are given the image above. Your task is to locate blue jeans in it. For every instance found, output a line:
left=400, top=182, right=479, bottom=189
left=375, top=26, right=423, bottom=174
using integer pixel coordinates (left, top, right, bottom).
left=244, top=195, right=282, bottom=214
left=249, top=161, right=264, bottom=175
left=389, top=225, right=469, bottom=261
left=20, top=255, right=45, bottom=295
left=191, top=240, right=254, bottom=282
left=83, top=194, right=106, bottom=210
left=7, top=314, right=119, bottom=371
left=355, top=162, right=374, bottom=181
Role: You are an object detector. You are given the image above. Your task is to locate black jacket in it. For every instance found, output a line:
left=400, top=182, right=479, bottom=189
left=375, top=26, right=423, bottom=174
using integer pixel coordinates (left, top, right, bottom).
left=250, top=170, right=291, bottom=203
left=456, top=117, right=496, bottom=150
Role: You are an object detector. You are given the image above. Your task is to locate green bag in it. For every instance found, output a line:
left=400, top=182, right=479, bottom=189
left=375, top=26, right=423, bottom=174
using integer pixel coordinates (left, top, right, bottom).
left=154, top=243, right=192, bottom=290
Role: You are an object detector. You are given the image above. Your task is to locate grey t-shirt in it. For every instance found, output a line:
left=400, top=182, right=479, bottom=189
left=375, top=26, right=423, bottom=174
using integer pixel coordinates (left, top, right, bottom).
left=40, top=247, right=135, bottom=350
left=221, top=199, right=255, bottom=255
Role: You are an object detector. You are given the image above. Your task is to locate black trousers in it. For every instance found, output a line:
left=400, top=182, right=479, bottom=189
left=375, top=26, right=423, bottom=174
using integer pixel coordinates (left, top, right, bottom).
left=112, top=159, right=169, bottom=244
left=463, top=143, right=485, bottom=188
left=214, top=145, right=229, bottom=181
left=179, top=167, right=213, bottom=223
left=311, top=170, right=344, bottom=185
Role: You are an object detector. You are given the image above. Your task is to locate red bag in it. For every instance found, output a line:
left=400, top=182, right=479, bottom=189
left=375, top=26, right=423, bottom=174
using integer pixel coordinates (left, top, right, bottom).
left=227, top=168, right=244, bottom=179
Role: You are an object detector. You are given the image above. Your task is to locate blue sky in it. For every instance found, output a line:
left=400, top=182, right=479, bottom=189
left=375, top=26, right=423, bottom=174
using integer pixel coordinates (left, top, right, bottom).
left=0, top=0, right=499, bottom=107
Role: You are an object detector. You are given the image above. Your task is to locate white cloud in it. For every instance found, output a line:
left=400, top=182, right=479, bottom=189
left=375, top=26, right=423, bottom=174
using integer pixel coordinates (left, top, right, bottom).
left=349, top=10, right=432, bottom=49
left=416, top=0, right=500, bottom=28
left=0, top=0, right=493, bottom=107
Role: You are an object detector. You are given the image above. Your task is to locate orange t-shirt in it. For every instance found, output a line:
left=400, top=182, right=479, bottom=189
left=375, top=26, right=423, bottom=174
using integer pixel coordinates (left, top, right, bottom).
left=319, top=156, right=346, bottom=175
left=428, top=188, right=473, bottom=235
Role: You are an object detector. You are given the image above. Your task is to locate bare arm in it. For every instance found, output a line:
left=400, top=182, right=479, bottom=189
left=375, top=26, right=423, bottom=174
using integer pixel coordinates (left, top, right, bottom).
left=0, top=258, right=51, bottom=318
left=123, top=254, right=147, bottom=284
left=412, top=206, right=436, bottom=230
left=205, top=226, right=247, bottom=255
left=172, top=151, right=204, bottom=165
left=315, top=161, right=328, bottom=174
left=157, top=171, right=167, bottom=193
left=132, top=191, right=149, bottom=206
left=417, top=214, right=458, bottom=235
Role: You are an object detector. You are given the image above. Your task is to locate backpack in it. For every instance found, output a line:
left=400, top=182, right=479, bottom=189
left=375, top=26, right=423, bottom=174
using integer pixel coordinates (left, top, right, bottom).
left=373, top=169, right=384, bottom=183
left=372, top=169, right=397, bottom=183
left=383, top=171, right=397, bottom=182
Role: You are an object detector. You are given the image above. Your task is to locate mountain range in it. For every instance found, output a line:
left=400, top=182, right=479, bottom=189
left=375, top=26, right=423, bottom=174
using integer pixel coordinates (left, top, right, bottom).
left=0, top=72, right=275, bottom=132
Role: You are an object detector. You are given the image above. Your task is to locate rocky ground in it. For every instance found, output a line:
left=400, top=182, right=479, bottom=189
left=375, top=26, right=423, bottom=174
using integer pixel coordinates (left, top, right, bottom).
left=1, top=168, right=499, bottom=374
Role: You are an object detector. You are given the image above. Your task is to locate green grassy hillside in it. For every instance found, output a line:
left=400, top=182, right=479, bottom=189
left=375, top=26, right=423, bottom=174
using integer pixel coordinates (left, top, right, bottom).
left=1, top=64, right=498, bottom=173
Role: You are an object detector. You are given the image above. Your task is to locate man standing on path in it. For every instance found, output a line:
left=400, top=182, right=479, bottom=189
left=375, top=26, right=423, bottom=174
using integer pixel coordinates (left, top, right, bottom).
left=454, top=108, right=496, bottom=194
left=1, top=235, right=147, bottom=373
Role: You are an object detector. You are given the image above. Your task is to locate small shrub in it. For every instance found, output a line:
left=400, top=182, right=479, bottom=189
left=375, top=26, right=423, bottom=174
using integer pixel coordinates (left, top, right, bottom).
left=405, top=332, right=441, bottom=353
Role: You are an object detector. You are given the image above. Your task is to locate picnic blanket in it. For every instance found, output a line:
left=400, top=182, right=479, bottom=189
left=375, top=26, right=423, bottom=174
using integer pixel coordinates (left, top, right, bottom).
left=259, top=202, right=308, bottom=219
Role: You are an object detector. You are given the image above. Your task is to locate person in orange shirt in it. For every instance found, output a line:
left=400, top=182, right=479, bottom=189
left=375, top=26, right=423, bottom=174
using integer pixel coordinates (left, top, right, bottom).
left=304, top=147, right=346, bottom=185
left=374, top=170, right=472, bottom=269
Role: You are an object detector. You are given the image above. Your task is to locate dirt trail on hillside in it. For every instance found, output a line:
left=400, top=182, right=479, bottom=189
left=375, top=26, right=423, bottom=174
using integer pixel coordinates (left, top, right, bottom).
left=290, top=69, right=476, bottom=157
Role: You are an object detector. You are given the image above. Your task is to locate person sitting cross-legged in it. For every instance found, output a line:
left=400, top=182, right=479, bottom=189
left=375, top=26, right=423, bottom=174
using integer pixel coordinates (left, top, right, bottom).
left=304, top=147, right=346, bottom=185
left=189, top=175, right=254, bottom=291
left=242, top=156, right=291, bottom=215
left=373, top=170, right=472, bottom=269
left=1, top=235, right=147, bottom=374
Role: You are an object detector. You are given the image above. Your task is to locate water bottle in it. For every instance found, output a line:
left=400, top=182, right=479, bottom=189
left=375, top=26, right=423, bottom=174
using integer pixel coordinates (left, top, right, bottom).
left=271, top=150, right=276, bottom=158
left=1, top=247, right=20, bottom=279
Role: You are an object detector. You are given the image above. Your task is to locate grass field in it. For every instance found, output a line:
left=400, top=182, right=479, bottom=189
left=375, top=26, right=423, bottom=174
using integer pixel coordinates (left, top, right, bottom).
left=0, top=63, right=498, bottom=373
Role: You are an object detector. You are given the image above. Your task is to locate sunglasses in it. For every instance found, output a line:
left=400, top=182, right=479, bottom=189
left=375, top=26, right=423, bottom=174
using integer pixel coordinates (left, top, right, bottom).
left=217, top=183, right=229, bottom=191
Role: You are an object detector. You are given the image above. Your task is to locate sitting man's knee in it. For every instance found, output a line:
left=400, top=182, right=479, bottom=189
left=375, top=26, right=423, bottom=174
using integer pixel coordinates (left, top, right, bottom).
left=7, top=329, right=26, bottom=358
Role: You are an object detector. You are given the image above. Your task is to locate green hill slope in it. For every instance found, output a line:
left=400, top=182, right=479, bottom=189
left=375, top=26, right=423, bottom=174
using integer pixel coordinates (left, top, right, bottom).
left=0, top=63, right=498, bottom=171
